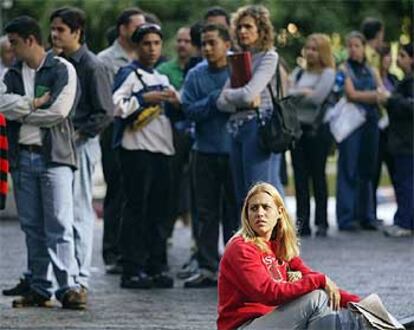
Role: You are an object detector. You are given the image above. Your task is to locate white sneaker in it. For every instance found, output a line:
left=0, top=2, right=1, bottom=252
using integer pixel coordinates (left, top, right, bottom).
left=383, top=225, right=413, bottom=238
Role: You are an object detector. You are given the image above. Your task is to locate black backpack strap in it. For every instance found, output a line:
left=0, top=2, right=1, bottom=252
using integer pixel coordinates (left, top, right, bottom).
left=257, top=60, right=281, bottom=123
left=275, top=62, right=282, bottom=100
left=134, top=69, right=148, bottom=90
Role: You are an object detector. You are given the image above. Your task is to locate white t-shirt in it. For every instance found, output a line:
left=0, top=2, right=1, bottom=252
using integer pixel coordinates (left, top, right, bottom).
left=19, top=62, right=42, bottom=146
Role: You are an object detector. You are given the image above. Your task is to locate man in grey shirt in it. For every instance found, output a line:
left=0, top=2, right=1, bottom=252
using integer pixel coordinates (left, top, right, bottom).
left=50, top=7, right=112, bottom=299
left=98, top=8, right=146, bottom=273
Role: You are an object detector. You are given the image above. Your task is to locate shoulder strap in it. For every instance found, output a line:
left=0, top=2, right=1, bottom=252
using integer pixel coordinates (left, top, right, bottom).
left=265, top=62, right=281, bottom=103
left=344, top=62, right=357, bottom=83
left=295, top=68, right=304, bottom=84
left=276, top=63, right=283, bottom=100
left=134, top=69, right=148, bottom=90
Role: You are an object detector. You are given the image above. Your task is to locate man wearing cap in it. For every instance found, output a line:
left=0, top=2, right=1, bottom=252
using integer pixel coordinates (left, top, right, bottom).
left=112, top=24, right=180, bottom=289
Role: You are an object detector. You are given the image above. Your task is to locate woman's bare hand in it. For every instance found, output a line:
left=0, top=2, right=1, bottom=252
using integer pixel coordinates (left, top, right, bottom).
left=287, top=271, right=302, bottom=282
left=325, top=276, right=341, bottom=310
left=250, top=95, right=261, bottom=108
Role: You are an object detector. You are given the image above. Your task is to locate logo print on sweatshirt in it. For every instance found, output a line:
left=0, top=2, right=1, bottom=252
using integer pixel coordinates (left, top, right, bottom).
left=262, top=255, right=285, bottom=282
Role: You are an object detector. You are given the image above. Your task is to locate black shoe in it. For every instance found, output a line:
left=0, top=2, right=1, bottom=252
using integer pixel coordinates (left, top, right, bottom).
left=121, top=272, right=153, bottom=289
left=105, top=263, right=123, bottom=275
left=61, top=288, right=87, bottom=310
left=3, top=278, right=30, bottom=296
left=360, top=221, right=378, bottom=231
left=299, top=227, right=311, bottom=237
left=12, top=289, right=53, bottom=308
left=184, top=272, right=217, bottom=288
left=338, top=223, right=360, bottom=232
left=316, top=227, right=327, bottom=237
left=151, top=272, right=174, bottom=289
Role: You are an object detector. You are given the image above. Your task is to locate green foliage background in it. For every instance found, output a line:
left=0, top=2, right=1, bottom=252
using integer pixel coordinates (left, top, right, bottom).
left=1, top=0, right=412, bottom=66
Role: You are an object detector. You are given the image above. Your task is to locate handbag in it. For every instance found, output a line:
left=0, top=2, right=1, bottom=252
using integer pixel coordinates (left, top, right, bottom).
left=257, top=64, right=302, bottom=154
left=326, top=96, right=366, bottom=143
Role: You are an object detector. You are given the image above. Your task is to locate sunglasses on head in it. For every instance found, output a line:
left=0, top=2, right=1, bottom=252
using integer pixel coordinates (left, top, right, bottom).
left=131, top=23, right=162, bottom=43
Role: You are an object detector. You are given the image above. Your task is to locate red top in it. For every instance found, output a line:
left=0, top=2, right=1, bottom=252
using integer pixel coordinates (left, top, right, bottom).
left=0, top=114, right=8, bottom=209
left=217, top=236, right=360, bottom=330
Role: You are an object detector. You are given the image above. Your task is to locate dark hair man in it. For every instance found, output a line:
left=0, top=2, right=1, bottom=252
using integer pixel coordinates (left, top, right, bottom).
left=112, top=23, right=180, bottom=289
left=361, top=17, right=384, bottom=70
left=157, top=26, right=194, bottom=242
left=97, top=7, right=146, bottom=275
left=2, top=15, right=84, bottom=309
left=204, top=6, right=231, bottom=28
left=361, top=17, right=386, bottom=223
left=181, top=24, right=238, bottom=288
left=100, top=8, right=146, bottom=82
left=50, top=7, right=112, bottom=301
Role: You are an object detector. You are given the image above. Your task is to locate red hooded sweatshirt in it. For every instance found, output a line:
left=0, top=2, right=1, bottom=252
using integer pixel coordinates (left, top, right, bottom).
left=217, top=236, right=360, bottom=330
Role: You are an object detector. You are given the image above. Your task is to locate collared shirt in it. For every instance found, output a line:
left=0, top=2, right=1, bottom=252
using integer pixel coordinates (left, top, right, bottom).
left=157, top=58, right=184, bottom=90
left=98, top=39, right=131, bottom=85
left=64, top=44, right=112, bottom=137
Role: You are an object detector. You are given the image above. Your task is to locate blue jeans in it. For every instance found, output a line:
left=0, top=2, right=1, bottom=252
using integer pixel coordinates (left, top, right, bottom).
left=229, top=118, right=284, bottom=207
left=393, top=154, right=414, bottom=230
left=240, top=290, right=368, bottom=329
left=336, top=120, right=379, bottom=228
left=73, top=137, right=101, bottom=288
left=12, top=150, right=79, bottom=300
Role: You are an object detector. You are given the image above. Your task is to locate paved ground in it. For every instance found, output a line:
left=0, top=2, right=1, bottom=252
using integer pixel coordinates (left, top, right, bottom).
left=0, top=197, right=413, bottom=329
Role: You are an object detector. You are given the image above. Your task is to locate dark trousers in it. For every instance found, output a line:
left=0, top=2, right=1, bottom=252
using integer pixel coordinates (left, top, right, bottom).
left=100, top=123, right=124, bottom=265
left=336, top=120, right=379, bottom=228
left=165, top=129, right=193, bottom=237
left=373, top=128, right=395, bottom=214
left=393, top=154, right=414, bottom=230
left=193, top=151, right=238, bottom=272
left=119, top=149, right=171, bottom=276
left=291, top=125, right=332, bottom=232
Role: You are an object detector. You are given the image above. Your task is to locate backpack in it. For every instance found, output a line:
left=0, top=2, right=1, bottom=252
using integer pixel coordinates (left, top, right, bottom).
left=256, top=64, right=302, bottom=154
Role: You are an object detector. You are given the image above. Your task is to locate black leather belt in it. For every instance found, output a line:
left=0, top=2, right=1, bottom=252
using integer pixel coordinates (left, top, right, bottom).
left=19, top=144, right=43, bottom=154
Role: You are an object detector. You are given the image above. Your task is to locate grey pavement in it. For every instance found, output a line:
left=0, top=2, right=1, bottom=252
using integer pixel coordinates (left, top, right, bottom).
left=1, top=197, right=414, bottom=329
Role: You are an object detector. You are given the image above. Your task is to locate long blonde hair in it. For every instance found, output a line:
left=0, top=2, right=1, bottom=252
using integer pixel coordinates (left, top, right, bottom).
left=231, top=5, right=275, bottom=52
left=235, top=182, right=300, bottom=261
left=305, top=33, right=335, bottom=71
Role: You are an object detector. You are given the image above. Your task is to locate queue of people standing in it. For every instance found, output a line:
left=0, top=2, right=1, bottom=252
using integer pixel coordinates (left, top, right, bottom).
left=0, top=3, right=412, bottom=311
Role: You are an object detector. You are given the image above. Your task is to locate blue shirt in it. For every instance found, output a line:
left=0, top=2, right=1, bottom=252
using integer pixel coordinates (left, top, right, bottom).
left=345, top=59, right=378, bottom=120
left=181, top=62, right=231, bottom=154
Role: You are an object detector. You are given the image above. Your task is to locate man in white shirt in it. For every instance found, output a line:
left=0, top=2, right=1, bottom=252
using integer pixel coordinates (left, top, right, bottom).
left=112, top=23, right=179, bottom=289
